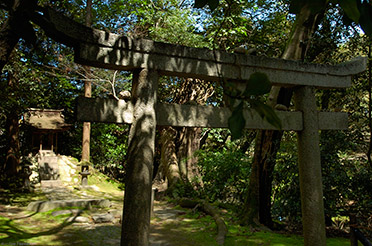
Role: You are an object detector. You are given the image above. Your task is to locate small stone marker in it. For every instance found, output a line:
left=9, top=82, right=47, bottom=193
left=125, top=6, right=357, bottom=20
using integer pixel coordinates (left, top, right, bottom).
left=79, top=164, right=90, bottom=186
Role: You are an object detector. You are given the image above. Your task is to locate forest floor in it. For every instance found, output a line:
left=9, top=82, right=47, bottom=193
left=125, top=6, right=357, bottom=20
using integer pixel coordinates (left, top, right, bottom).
left=0, top=156, right=352, bottom=245
left=0, top=185, right=352, bottom=246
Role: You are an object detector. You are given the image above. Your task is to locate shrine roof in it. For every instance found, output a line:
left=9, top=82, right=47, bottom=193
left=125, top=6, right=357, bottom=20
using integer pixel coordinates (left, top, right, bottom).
left=24, top=108, right=71, bottom=131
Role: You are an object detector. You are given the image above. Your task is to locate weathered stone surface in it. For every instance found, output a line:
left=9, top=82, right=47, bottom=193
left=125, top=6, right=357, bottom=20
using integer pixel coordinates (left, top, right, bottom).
left=41, top=180, right=62, bottom=188
left=77, top=97, right=349, bottom=131
left=67, top=216, right=90, bottom=223
left=92, top=213, right=115, bottom=223
left=294, top=86, right=326, bottom=246
left=108, top=209, right=122, bottom=219
left=27, top=199, right=111, bottom=212
left=58, top=156, right=78, bottom=183
left=32, top=7, right=367, bottom=246
left=121, top=69, right=158, bottom=245
left=51, top=209, right=82, bottom=217
left=77, top=97, right=133, bottom=125
left=154, top=208, right=184, bottom=221
left=318, top=111, right=348, bottom=130
left=77, top=43, right=364, bottom=88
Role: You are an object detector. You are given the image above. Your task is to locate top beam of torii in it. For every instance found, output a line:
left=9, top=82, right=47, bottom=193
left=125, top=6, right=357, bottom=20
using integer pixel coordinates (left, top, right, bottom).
left=34, top=7, right=366, bottom=88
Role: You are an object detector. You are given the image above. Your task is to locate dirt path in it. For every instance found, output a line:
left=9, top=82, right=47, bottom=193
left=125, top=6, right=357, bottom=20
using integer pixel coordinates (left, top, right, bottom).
left=0, top=182, right=194, bottom=246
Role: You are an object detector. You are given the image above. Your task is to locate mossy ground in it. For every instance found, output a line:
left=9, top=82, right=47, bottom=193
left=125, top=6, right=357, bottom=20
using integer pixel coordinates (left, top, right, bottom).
left=151, top=202, right=350, bottom=246
left=0, top=170, right=351, bottom=246
left=0, top=202, right=351, bottom=246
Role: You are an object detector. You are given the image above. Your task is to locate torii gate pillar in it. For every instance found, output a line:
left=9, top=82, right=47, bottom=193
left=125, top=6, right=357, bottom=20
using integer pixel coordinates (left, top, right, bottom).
left=294, top=86, right=326, bottom=246
left=121, top=68, right=158, bottom=246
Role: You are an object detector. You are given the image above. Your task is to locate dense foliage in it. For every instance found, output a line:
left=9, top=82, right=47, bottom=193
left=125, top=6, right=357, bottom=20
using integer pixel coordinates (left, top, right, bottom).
left=197, top=143, right=251, bottom=204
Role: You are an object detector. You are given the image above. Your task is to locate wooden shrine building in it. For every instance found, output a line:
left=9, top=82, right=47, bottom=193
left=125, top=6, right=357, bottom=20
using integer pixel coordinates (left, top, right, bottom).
left=23, top=108, right=71, bottom=154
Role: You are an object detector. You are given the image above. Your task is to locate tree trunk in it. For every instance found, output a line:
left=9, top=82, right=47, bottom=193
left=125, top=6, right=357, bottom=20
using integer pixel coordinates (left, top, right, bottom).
left=0, top=0, right=35, bottom=72
left=81, top=0, right=92, bottom=162
left=4, top=68, right=20, bottom=177
left=159, top=126, right=181, bottom=187
left=4, top=110, right=20, bottom=176
left=159, top=78, right=213, bottom=188
left=185, top=127, right=202, bottom=183
left=0, top=0, right=35, bottom=179
left=177, top=126, right=203, bottom=183
left=241, top=5, right=323, bottom=228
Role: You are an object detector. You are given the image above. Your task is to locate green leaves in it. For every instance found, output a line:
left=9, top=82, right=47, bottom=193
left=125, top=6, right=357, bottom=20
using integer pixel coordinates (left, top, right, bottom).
left=289, top=0, right=327, bottom=14
left=251, top=100, right=282, bottom=130
left=244, top=72, right=271, bottom=96
left=228, top=102, right=246, bottom=140
left=288, top=0, right=305, bottom=14
left=358, top=1, right=372, bottom=36
left=338, top=0, right=360, bottom=22
left=226, top=72, right=282, bottom=140
left=346, top=0, right=372, bottom=37
left=194, top=0, right=219, bottom=11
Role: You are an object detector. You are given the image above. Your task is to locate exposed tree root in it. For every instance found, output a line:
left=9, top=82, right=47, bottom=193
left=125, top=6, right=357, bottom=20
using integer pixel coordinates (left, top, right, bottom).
left=178, top=198, right=228, bottom=245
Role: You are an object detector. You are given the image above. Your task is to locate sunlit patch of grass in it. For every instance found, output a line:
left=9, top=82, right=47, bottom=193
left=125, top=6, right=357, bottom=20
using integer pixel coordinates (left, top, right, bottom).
left=0, top=214, right=65, bottom=245
left=0, top=205, right=99, bottom=246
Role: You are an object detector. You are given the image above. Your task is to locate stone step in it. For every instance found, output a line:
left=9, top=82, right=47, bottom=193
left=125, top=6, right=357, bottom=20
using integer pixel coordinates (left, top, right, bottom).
left=41, top=180, right=62, bottom=188
left=51, top=209, right=83, bottom=217
left=27, top=198, right=111, bottom=213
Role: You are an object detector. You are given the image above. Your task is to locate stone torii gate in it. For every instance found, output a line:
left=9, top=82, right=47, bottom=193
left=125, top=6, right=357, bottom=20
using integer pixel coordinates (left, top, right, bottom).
left=35, top=7, right=366, bottom=246
left=75, top=38, right=366, bottom=246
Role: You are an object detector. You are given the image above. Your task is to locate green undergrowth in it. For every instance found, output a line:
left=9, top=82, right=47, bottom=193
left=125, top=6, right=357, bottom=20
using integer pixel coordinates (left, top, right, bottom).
left=152, top=203, right=350, bottom=246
